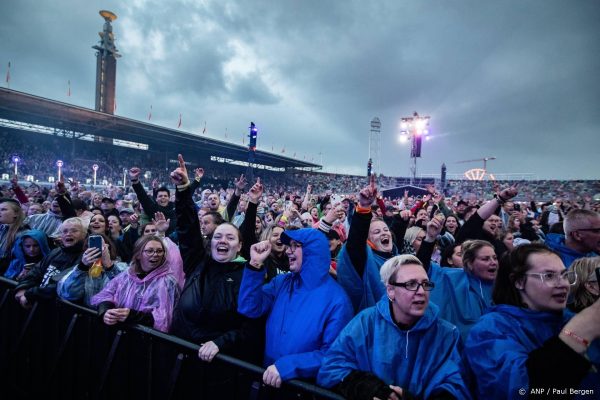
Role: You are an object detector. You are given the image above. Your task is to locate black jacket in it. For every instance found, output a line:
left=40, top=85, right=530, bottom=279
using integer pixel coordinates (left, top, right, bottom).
left=15, top=241, right=84, bottom=302
left=170, top=185, right=262, bottom=362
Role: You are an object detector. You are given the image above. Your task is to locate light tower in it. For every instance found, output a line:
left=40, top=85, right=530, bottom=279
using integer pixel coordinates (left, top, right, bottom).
left=93, top=10, right=121, bottom=114
left=398, top=112, right=430, bottom=185
left=368, top=118, right=381, bottom=176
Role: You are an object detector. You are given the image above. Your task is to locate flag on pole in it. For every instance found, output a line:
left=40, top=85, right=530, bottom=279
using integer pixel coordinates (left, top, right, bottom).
left=202, top=121, right=206, bottom=134
left=293, top=152, right=296, bottom=158
left=242, top=134, right=245, bottom=145
left=271, top=145, right=274, bottom=151
left=114, top=98, right=117, bottom=112
left=67, top=80, right=71, bottom=97
left=281, top=147, right=285, bottom=154
left=177, top=113, right=182, bottom=128
left=148, top=105, right=152, bottom=120
left=6, top=61, right=11, bottom=86
left=225, top=128, right=228, bottom=139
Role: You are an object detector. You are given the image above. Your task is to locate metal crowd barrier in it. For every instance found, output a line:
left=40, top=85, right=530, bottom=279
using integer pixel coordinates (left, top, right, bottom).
left=0, top=276, right=344, bottom=400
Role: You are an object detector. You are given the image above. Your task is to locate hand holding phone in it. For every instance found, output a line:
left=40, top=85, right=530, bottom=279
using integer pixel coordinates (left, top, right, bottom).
left=88, top=235, right=103, bottom=253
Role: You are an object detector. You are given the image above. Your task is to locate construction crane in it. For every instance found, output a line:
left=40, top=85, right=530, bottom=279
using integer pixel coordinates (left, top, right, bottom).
left=456, top=157, right=497, bottom=172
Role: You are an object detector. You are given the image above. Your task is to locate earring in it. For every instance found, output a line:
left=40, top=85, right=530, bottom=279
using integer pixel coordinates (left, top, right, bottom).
left=387, top=295, right=394, bottom=302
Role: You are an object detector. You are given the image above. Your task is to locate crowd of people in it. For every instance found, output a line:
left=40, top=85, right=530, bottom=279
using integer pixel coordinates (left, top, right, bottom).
left=1, top=145, right=600, bottom=399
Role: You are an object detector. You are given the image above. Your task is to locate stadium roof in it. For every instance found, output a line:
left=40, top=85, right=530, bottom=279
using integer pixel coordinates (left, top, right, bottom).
left=0, top=88, right=321, bottom=171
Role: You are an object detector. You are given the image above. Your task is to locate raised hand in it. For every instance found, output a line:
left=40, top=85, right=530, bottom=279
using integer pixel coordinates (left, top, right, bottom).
left=234, top=174, right=248, bottom=194
left=129, top=167, right=141, bottom=182
left=194, top=168, right=204, bottom=180
left=498, top=183, right=519, bottom=201
left=152, top=178, right=159, bottom=189
left=169, top=154, right=189, bottom=185
left=129, top=213, right=139, bottom=228
left=246, top=178, right=264, bottom=204
left=425, top=214, right=445, bottom=241
left=249, top=240, right=272, bottom=268
left=81, top=247, right=102, bottom=267
left=152, top=211, right=170, bottom=233
left=358, top=175, right=378, bottom=208
left=55, top=176, right=67, bottom=195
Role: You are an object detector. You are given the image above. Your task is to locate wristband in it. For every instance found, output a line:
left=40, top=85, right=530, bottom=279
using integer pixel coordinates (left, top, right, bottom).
left=176, top=181, right=190, bottom=191
left=561, top=329, right=589, bottom=348
left=131, top=179, right=139, bottom=184
left=249, top=261, right=263, bottom=270
left=355, top=205, right=372, bottom=214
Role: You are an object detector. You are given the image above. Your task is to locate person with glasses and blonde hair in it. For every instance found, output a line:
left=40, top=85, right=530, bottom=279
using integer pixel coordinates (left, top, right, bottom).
left=464, top=244, right=600, bottom=400
left=91, top=235, right=180, bottom=332
left=568, top=256, right=600, bottom=313
left=318, top=254, right=470, bottom=400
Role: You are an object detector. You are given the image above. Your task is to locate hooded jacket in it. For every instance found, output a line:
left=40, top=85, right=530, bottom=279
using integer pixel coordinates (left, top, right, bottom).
left=238, top=228, right=354, bottom=380
left=427, top=262, right=493, bottom=342
left=545, top=233, right=597, bottom=268
left=317, top=297, right=471, bottom=399
left=4, top=229, right=51, bottom=280
left=464, top=305, right=598, bottom=400
left=337, top=245, right=395, bottom=313
left=91, top=261, right=179, bottom=332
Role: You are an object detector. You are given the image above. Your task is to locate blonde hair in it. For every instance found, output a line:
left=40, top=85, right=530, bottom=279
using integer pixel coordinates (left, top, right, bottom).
left=0, top=200, right=25, bottom=254
left=380, top=254, right=423, bottom=285
left=568, top=257, right=600, bottom=312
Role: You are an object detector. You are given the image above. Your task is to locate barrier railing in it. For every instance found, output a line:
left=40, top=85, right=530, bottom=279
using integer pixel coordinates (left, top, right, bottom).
left=0, top=276, right=343, bottom=400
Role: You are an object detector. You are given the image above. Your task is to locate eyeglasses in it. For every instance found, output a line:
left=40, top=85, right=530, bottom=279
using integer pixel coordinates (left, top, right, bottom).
left=286, top=242, right=303, bottom=252
left=576, top=227, right=600, bottom=234
left=389, top=280, right=435, bottom=291
left=525, top=270, right=577, bottom=287
left=143, top=249, right=165, bottom=256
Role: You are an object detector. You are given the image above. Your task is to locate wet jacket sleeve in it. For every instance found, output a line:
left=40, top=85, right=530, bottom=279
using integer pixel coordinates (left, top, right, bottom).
left=346, top=211, right=372, bottom=278
left=464, top=318, right=531, bottom=399
left=225, top=192, right=240, bottom=223
left=389, top=214, right=409, bottom=250
left=237, top=264, right=276, bottom=318
left=132, top=181, right=158, bottom=218
left=175, top=185, right=205, bottom=276
left=240, top=201, right=258, bottom=261
left=56, top=192, right=77, bottom=219
left=454, top=213, right=485, bottom=244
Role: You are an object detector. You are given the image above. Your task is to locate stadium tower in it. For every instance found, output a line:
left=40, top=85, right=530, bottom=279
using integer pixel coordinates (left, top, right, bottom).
left=368, top=117, right=381, bottom=176
left=93, top=10, right=121, bottom=114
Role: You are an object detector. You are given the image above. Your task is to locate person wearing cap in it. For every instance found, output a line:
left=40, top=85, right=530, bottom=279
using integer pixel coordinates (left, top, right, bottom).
left=238, top=228, right=353, bottom=388
left=118, top=207, right=135, bottom=228
left=100, top=197, right=119, bottom=218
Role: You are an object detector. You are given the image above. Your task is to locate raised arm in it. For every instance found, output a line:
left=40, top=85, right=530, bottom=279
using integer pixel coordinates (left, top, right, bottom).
left=240, top=178, right=263, bottom=260
left=171, top=155, right=205, bottom=275
left=129, top=167, right=158, bottom=218
left=345, top=176, right=377, bottom=278
left=225, top=174, right=247, bottom=222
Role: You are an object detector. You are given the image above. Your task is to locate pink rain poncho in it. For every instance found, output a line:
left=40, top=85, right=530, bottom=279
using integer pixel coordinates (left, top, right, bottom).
left=91, top=259, right=180, bottom=332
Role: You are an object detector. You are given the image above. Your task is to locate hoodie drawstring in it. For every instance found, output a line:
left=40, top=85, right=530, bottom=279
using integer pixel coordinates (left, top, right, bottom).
left=405, top=330, right=409, bottom=359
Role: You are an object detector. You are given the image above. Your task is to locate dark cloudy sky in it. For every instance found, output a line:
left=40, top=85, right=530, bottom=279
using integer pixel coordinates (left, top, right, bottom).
left=1, top=0, right=599, bottom=179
